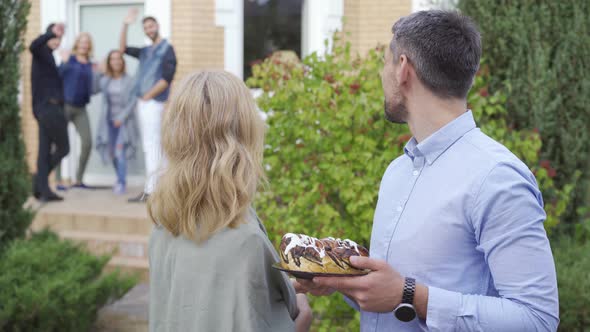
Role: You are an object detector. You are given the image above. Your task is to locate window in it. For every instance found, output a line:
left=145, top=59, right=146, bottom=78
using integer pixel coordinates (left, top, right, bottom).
left=243, top=0, right=303, bottom=79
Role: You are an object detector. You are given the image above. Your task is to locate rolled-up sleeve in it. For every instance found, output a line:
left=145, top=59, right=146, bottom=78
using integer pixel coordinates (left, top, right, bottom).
left=161, top=46, right=177, bottom=84
left=426, top=162, right=559, bottom=332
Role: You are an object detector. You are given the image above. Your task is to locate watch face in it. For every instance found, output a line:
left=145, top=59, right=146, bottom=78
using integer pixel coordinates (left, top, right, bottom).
left=394, top=304, right=417, bottom=322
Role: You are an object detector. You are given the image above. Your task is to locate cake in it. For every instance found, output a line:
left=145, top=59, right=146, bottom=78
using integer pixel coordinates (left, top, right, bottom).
left=279, top=233, right=369, bottom=274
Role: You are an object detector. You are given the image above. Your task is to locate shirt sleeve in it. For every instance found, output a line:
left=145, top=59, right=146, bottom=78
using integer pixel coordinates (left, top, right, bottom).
left=232, top=234, right=296, bottom=332
left=426, top=162, right=559, bottom=332
left=124, top=46, right=141, bottom=59
left=344, top=295, right=360, bottom=311
left=161, top=46, right=177, bottom=83
left=29, top=32, right=57, bottom=65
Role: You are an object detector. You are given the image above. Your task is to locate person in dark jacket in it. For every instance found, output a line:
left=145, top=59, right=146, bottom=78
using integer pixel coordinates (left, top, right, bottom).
left=55, top=32, right=95, bottom=190
left=30, top=23, right=69, bottom=202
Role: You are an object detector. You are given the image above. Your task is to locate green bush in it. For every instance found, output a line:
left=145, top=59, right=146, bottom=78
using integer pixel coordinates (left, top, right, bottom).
left=458, top=0, right=590, bottom=223
left=553, top=238, right=590, bottom=331
left=248, top=38, right=575, bottom=330
left=0, top=0, right=33, bottom=248
left=0, top=230, right=137, bottom=331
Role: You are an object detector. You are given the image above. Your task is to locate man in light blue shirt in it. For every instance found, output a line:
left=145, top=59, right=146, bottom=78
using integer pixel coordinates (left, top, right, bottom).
left=295, top=10, right=559, bottom=331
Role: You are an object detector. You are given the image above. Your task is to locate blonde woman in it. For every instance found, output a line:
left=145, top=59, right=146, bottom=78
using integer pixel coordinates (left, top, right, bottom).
left=147, top=71, right=312, bottom=332
left=56, top=32, right=94, bottom=189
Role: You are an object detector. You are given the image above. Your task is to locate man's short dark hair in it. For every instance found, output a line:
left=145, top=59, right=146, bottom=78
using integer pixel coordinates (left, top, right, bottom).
left=391, top=10, right=481, bottom=99
left=142, top=16, right=158, bottom=24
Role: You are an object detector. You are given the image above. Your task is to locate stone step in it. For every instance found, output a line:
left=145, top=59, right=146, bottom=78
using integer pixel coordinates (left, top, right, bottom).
left=56, top=230, right=150, bottom=282
left=31, top=211, right=152, bottom=236
left=59, top=230, right=149, bottom=257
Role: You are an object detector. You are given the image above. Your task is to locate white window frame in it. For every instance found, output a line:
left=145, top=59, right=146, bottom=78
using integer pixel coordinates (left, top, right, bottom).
left=215, top=0, right=343, bottom=79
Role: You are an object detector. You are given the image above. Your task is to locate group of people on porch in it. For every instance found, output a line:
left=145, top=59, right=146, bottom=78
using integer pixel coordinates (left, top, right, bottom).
left=30, top=8, right=174, bottom=203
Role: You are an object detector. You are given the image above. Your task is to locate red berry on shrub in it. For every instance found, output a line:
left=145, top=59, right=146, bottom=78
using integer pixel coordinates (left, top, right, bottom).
left=324, top=74, right=335, bottom=83
left=334, top=88, right=341, bottom=95
left=548, top=167, right=557, bottom=178
left=533, top=128, right=540, bottom=133
left=397, top=134, right=412, bottom=144
left=273, top=59, right=281, bottom=65
left=479, top=87, right=489, bottom=97
left=540, top=160, right=551, bottom=170
left=283, top=74, right=290, bottom=81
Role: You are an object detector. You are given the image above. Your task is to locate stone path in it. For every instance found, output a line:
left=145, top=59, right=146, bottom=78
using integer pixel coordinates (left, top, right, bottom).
left=93, top=283, right=149, bottom=332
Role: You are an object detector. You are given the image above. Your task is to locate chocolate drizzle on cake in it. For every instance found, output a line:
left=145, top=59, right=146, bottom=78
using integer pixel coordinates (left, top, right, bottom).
left=279, top=233, right=368, bottom=270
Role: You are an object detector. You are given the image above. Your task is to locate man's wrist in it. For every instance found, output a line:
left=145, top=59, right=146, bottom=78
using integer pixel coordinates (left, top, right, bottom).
left=414, top=283, right=429, bottom=320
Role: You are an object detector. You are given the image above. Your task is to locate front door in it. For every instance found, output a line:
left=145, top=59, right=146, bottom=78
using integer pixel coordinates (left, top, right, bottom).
left=72, top=1, right=146, bottom=186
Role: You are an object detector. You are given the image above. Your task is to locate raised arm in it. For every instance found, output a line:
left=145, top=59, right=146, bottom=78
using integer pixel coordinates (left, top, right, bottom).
left=29, top=32, right=55, bottom=55
left=120, top=8, right=138, bottom=53
left=30, top=23, right=64, bottom=55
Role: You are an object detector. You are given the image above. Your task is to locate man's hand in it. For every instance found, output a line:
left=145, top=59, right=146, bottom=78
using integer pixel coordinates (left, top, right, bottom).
left=124, top=8, right=138, bottom=25
left=312, top=256, right=404, bottom=313
left=140, top=94, right=150, bottom=101
left=113, top=120, right=122, bottom=128
left=294, top=293, right=312, bottom=332
left=293, top=278, right=335, bottom=296
left=52, top=23, right=65, bottom=38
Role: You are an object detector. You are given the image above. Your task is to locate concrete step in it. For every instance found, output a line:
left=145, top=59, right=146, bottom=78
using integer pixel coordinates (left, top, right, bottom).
left=27, top=187, right=152, bottom=280
left=31, top=211, right=152, bottom=236
left=57, top=230, right=150, bottom=282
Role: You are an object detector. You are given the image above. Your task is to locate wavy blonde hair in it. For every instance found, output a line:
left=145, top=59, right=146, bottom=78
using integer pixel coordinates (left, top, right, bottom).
left=72, top=32, right=93, bottom=58
left=147, top=71, right=266, bottom=243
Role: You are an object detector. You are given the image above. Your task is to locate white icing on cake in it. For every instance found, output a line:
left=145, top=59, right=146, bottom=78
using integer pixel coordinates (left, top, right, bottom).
left=325, top=237, right=360, bottom=254
left=283, top=233, right=326, bottom=258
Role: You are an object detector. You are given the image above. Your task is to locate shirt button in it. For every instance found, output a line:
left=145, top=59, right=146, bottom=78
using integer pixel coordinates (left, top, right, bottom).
left=412, top=170, right=420, bottom=176
left=396, top=206, right=403, bottom=212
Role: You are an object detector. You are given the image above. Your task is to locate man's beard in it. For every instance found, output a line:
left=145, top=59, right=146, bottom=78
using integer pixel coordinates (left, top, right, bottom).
left=149, top=32, right=159, bottom=42
left=384, top=96, right=408, bottom=124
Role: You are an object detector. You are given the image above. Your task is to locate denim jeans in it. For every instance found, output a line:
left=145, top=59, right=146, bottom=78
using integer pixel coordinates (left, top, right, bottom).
left=108, top=120, right=127, bottom=186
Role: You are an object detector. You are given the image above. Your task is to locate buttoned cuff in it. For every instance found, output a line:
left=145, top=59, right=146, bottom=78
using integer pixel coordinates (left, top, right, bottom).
left=426, top=286, right=461, bottom=331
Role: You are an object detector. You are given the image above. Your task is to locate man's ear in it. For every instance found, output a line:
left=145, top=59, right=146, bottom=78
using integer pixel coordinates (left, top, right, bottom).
left=397, top=54, right=410, bottom=85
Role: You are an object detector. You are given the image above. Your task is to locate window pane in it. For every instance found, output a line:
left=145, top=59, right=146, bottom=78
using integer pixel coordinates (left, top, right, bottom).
left=244, top=0, right=303, bottom=79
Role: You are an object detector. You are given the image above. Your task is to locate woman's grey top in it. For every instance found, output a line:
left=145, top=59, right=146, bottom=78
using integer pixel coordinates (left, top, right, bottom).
left=148, top=210, right=299, bottom=332
left=106, top=78, right=125, bottom=121
left=93, top=73, right=139, bottom=162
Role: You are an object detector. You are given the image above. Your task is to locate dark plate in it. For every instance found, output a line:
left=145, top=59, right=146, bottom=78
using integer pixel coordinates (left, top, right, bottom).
left=272, top=263, right=369, bottom=280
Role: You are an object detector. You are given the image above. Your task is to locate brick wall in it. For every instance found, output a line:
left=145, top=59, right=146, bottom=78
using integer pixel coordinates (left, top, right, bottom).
left=170, top=0, right=224, bottom=83
left=21, top=0, right=40, bottom=172
left=343, top=0, right=411, bottom=56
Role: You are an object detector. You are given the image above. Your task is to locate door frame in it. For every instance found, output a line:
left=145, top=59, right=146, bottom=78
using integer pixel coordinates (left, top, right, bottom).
left=73, top=0, right=146, bottom=186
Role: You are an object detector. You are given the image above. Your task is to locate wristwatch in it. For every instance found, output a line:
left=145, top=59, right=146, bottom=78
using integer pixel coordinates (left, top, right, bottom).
left=394, top=277, right=417, bottom=322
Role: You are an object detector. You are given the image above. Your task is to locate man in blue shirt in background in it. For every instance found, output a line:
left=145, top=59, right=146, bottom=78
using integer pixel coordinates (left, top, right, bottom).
left=120, top=8, right=177, bottom=203
left=296, top=10, right=559, bottom=331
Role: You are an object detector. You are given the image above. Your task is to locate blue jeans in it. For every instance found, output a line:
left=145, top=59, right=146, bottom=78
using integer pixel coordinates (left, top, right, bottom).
left=108, top=121, right=127, bottom=186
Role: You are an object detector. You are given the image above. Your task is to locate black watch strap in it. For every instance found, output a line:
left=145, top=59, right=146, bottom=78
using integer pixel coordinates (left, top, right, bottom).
left=402, top=277, right=416, bottom=305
